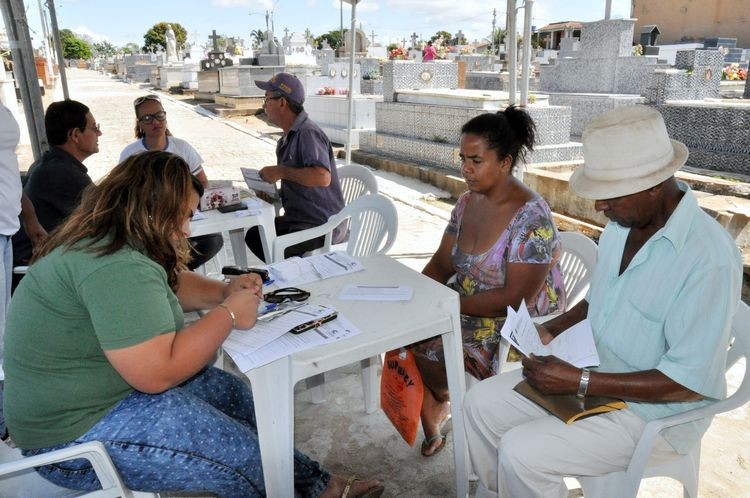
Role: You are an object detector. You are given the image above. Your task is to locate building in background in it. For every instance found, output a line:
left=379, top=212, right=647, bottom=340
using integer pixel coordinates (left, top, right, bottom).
left=631, top=0, right=750, bottom=48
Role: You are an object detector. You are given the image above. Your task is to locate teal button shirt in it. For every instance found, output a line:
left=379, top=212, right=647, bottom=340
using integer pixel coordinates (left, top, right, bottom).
left=586, top=184, right=741, bottom=454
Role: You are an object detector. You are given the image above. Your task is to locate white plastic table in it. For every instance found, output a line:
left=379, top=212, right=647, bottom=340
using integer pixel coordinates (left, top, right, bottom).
left=189, top=201, right=276, bottom=265
left=243, top=254, right=469, bottom=497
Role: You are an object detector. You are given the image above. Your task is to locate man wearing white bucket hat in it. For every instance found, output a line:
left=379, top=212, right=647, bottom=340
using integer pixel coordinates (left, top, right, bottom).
left=463, top=106, right=742, bottom=497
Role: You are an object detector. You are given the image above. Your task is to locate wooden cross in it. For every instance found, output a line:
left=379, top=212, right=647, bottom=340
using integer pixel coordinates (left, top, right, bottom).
left=370, top=30, right=376, bottom=46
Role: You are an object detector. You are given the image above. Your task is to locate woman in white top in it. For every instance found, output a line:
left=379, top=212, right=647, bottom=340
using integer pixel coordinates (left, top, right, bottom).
left=120, top=95, right=221, bottom=270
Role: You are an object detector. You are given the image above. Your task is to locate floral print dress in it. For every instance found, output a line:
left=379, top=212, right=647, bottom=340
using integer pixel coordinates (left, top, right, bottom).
left=414, top=192, right=566, bottom=380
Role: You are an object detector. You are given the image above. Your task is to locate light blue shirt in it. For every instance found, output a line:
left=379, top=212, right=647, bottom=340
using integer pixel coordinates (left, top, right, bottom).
left=586, top=184, right=741, bottom=454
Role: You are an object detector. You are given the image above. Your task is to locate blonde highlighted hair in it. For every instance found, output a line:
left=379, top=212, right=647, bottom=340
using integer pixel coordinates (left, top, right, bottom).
left=34, top=151, right=202, bottom=289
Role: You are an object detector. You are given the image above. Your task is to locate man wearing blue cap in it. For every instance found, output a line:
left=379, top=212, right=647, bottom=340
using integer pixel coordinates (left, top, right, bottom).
left=245, top=72, right=345, bottom=261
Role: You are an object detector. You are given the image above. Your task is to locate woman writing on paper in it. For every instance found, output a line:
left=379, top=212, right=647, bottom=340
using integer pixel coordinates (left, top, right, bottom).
left=412, top=107, right=566, bottom=456
left=120, top=94, right=222, bottom=270
left=3, top=151, right=383, bottom=497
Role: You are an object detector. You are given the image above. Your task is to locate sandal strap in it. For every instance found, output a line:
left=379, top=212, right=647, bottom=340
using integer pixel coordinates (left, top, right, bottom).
left=341, top=475, right=357, bottom=498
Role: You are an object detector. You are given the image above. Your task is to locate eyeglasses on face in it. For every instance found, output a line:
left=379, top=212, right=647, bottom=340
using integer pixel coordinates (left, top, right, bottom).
left=85, top=123, right=101, bottom=133
left=263, top=287, right=310, bottom=304
left=138, top=111, right=167, bottom=124
left=133, top=95, right=161, bottom=107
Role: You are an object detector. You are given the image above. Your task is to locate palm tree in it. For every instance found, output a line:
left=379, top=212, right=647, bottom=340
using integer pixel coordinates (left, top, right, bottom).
left=250, top=29, right=265, bottom=48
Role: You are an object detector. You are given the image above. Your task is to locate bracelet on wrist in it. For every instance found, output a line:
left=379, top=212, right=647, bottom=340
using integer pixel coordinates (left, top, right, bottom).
left=217, top=303, right=236, bottom=329
left=577, top=368, right=591, bottom=399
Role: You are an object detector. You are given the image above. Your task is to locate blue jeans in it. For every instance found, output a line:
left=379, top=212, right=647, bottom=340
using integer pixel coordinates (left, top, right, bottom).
left=23, top=367, right=331, bottom=497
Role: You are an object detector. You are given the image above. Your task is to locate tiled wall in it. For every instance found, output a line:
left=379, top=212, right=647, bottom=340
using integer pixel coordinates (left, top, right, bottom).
left=658, top=102, right=750, bottom=174
left=578, top=19, right=635, bottom=59
left=745, top=78, right=750, bottom=99
left=645, top=50, right=724, bottom=104
left=546, top=93, right=643, bottom=136
left=305, top=94, right=382, bottom=147
left=361, top=79, right=383, bottom=95
left=382, top=61, right=458, bottom=102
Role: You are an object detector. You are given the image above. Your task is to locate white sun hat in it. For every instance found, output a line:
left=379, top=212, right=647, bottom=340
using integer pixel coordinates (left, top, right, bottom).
left=570, top=106, right=688, bottom=200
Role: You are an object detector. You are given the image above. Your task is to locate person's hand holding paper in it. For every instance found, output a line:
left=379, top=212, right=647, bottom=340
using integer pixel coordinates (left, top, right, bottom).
left=521, top=354, right=582, bottom=395
left=499, top=300, right=600, bottom=368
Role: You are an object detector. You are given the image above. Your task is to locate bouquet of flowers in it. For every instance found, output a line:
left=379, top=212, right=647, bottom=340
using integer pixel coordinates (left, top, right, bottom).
left=389, top=47, right=406, bottom=60
left=316, top=86, right=337, bottom=95
left=459, top=46, right=474, bottom=55
left=722, top=63, right=747, bottom=81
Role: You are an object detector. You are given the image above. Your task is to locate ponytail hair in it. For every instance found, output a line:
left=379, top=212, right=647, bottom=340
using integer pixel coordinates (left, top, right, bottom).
left=460, top=105, right=536, bottom=167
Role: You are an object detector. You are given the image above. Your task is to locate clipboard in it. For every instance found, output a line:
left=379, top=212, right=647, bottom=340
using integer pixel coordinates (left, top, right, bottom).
left=289, top=311, right=338, bottom=334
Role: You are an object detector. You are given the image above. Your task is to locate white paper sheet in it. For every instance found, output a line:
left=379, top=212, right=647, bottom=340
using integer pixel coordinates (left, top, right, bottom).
left=499, top=300, right=600, bottom=368
left=241, top=167, right=279, bottom=199
left=224, top=314, right=362, bottom=371
left=265, top=251, right=365, bottom=287
left=338, top=285, right=413, bottom=301
left=223, top=303, right=334, bottom=356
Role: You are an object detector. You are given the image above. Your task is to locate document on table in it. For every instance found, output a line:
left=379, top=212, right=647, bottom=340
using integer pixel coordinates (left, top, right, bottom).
left=223, top=303, right=335, bottom=359
left=265, top=251, right=365, bottom=287
left=499, top=300, right=600, bottom=368
left=339, top=284, right=413, bottom=301
left=241, top=167, right=279, bottom=200
left=225, top=314, right=362, bottom=371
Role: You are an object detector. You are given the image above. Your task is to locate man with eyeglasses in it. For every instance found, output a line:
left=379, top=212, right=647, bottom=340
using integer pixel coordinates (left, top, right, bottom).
left=245, top=73, right=345, bottom=261
left=11, top=99, right=99, bottom=289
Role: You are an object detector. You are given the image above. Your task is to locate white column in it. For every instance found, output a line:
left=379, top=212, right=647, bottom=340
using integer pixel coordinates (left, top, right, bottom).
left=507, top=0, right=517, bottom=105
left=520, top=0, right=534, bottom=106
left=605, top=0, right=613, bottom=20
left=344, top=0, right=357, bottom=164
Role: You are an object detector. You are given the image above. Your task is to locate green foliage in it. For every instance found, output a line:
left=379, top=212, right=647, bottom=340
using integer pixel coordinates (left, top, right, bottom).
left=121, top=42, right=141, bottom=55
left=92, top=41, right=117, bottom=58
left=142, top=22, right=187, bottom=53
left=250, top=29, right=265, bottom=48
left=431, top=30, right=452, bottom=43
left=60, top=29, right=92, bottom=59
left=314, top=30, right=342, bottom=50
left=386, top=43, right=398, bottom=52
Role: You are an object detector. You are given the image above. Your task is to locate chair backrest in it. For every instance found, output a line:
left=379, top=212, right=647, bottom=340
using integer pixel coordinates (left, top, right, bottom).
left=271, top=194, right=398, bottom=262
left=337, top=164, right=378, bottom=205
left=334, top=194, right=398, bottom=258
left=725, top=301, right=750, bottom=400
left=557, top=231, right=598, bottom=310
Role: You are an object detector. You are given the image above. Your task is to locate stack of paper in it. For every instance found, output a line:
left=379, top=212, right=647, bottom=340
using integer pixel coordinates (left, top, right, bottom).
left=224, top=313, right=361, bottom=371
left=265, top=251, right=365, bottom=287
left=499, top=300, right=600, bottom=368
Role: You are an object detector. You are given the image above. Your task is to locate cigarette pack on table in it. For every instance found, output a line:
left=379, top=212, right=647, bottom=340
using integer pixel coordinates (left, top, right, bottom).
left=200, top=186, right=241, bottom=211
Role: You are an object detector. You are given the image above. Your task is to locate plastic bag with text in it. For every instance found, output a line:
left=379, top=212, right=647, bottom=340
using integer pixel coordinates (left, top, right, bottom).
left=380, top=347, right=424, bottom=446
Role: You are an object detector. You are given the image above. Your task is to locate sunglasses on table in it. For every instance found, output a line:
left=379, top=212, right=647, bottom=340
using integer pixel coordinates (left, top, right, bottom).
left=263, top=287, right=310, bottom=304
left=138, top=111, right=167, bottom=124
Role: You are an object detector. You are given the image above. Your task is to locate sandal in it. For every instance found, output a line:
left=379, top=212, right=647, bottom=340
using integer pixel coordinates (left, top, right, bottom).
left=341, top=476, right=385, bottom=498
left=420, top=417, right=452, bottom=457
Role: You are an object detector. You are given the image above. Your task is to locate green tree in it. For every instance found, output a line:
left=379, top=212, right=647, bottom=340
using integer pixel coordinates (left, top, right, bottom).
left=431, top=30, right=452, bottom=43
left=121, top=42, right=141, bottom=54
left=489, top=28, right=506, bottom=54
left=250, top=29, right=265, bottom=48
left=92, top=41, right=117, bottom=57
left=314, top=29, right=342, bottom=49
left=60, top=29, right=92, bottom=59
left=142, top=22, right=187, bottom=53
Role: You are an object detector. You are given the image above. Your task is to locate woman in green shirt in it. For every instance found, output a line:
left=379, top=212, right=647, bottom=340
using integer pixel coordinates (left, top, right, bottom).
left=3, top=151, right=382, bottom=497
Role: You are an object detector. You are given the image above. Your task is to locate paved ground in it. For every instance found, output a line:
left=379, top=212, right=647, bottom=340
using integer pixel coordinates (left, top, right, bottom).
left=19, top=69, right=750, bottom=497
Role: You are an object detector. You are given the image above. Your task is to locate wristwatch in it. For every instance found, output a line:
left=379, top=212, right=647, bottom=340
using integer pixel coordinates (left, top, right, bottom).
left=577, top=368, right=591, bottom=399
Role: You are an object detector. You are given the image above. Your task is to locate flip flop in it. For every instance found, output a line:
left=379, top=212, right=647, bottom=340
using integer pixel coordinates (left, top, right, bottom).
left=341, top=476, right=385, bottom=498
left=421, top=417, right=453, bottom=457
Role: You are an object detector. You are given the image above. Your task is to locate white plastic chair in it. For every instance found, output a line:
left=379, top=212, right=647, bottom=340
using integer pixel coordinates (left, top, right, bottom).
left=271, top=194, right=398, bottom=412
left=337, top=164, right=378, bottom=204
left=0, top=439, right=157, bottom=497
left=494, top=230, right=598, bottom=374
left=272, top=194, right=397, bottom=263
left=575, top=300, right=750, bottom=498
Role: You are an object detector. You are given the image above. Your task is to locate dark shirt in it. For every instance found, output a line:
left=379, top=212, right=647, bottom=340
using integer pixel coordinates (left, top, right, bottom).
left=12, top=147, right=92, bottom=265
left=277, top=111, right=344, bottom=230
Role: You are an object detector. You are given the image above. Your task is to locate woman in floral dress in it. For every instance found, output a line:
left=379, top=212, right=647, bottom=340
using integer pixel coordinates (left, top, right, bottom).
left=413, top=107, right=566, bottom=456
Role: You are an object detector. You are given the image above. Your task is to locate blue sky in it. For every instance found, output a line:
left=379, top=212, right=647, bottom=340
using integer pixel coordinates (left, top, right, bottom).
left=24, top=0, right=631, bottom=49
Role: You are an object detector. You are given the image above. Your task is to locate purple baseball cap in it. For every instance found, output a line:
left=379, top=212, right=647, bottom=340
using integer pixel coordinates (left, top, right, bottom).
left=255, top=72, right=305, bottom=105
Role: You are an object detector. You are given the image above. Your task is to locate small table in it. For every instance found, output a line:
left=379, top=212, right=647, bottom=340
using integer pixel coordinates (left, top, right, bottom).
left=242, top=254, right=469, bottom=497
left=189, top=200, right=276, bottom=265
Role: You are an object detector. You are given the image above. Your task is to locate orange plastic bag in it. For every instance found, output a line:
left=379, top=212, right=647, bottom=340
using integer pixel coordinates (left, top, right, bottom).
left=380, top=347, right=424, bottom=446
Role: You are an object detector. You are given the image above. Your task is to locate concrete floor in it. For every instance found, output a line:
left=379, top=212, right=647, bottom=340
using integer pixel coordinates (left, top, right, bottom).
left=15, top=69, right=750, bottom=497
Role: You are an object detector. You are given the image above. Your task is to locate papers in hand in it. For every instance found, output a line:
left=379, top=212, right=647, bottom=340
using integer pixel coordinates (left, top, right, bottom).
left=499, top=300, right=600, bottom=368
left=241, top=167, right=279, bottom=200
left=265, top=251, right=365, bottom=287
left=339, top=285, right=413, bottom=301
